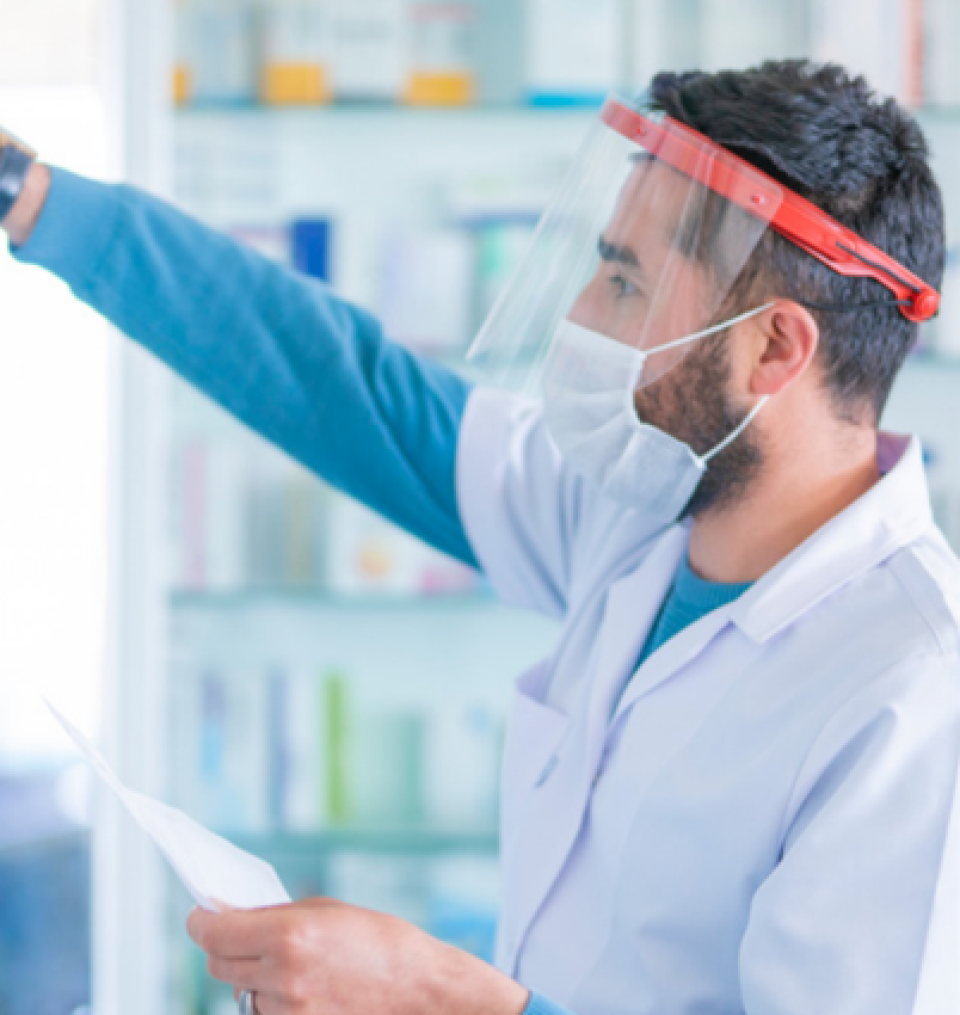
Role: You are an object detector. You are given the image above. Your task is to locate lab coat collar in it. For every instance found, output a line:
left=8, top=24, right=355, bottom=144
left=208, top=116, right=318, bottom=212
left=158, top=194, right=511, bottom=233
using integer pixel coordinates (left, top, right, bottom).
left=730, top=432, right=932, bottom=644
left=608, top=433, right=931, bottom=724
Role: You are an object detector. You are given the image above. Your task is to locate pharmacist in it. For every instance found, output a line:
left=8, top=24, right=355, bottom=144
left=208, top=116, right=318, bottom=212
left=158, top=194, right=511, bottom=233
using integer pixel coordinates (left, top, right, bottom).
left=3, top=61, right=960, bottom=1015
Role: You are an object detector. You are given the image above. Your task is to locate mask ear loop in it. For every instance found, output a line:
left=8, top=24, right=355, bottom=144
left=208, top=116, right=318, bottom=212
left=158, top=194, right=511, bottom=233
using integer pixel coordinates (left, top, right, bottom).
left=629, top=301, right=777, bottom=410
left=702, top=395, right=769, bottom=464
left=643, top=301, right=777, bottom=361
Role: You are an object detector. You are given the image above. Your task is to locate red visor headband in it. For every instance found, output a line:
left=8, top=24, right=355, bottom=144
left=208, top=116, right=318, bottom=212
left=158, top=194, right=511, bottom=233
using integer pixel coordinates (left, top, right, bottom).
left=601, top=99, right=940, bottom=324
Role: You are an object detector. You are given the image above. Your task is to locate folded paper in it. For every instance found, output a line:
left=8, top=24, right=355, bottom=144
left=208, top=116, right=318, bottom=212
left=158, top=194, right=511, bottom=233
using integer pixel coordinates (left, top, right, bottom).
left=46, top=698, right=291, bottom=912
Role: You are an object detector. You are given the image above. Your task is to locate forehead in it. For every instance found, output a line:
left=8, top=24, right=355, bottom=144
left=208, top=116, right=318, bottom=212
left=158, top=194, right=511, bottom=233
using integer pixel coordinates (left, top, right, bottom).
left=604, top=158, right=697, bottom=252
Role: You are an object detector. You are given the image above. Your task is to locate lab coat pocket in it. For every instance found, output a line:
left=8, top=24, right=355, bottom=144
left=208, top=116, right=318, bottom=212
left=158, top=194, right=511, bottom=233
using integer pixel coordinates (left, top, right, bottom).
left=501, top=659, right=570, bottom=846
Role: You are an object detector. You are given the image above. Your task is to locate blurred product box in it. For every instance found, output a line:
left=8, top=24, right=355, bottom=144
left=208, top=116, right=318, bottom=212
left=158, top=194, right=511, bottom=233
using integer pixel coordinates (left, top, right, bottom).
left=174, top=664, right=503, bottom=835
left=924, top=0, right=960, bottom=106
left=170, top=428, right=329, bottom=593
left=810, top=0, right=923, bottom=105
left=231, top=219, right=334, bottom=280
left=326, top=494, right=478, bottom=596
left=426, top=855, right=501, bottom=961
left=261, top=0, right=333, bottom=105
left=173, top=0, right=193, bottom=104
left=404, top=1, right=476, bottom=106
left=623, top=0, right=664, bottom=95
left=424, top=702, right=502, bottom=828
left=699, top=0, right=809, bottom=72
left=380, top=228, right=475, bottom=355
left=171, top=436, right=247, bottom=592
left=177, top=0, right=260, bottom=105
left=350, top=706, right=426, bottom=825
left=473, top=0, right=526, bottom=105
left=174, top=666, right=352, bottom=833
left=332, top=0, right=406, bottom=101
left=291, top=217, right=335, bottom=282
left=525, top=0, right=621, bottom=107
left=279, top=669, right=330, bottom=830
left=327, top=853, right=430, bottom=925
left=244, top=438, right=296, bottom=588
left=472, top=218, right=539, bottom=328
left=175, top=667, right=271, bottom=833
left=230, top=223, right=292, bottom=266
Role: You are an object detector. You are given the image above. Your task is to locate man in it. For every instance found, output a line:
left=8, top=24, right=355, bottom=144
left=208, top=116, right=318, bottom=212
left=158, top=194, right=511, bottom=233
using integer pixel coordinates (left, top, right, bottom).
left=2, top=60, right=958, bottom=1015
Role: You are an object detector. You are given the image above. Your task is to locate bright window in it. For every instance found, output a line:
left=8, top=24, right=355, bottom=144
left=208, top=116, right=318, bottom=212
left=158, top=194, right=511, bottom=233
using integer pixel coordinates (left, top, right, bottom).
left=0, top=5, right=112, bottom=1012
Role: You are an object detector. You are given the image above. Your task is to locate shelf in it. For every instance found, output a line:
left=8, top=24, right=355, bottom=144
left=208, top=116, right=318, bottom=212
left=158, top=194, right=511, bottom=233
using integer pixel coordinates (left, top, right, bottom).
left=174, top=100, right=601, bottom=118
left=227, top=826, right=499, bottom=857
left=170, top=100, right=960, bottom=127
left=170, top=589, right=498, bottom=612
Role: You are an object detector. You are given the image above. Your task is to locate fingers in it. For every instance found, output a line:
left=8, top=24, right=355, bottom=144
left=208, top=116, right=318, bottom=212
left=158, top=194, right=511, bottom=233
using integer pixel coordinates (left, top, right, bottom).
left=188, top=906, right=285, bottom=959
left=207, top=956, right=271, bottom=993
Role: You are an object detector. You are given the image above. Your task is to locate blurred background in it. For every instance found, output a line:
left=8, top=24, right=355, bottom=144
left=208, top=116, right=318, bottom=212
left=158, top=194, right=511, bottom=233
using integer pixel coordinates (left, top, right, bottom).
left=3, top=1, right=960, bottom=1013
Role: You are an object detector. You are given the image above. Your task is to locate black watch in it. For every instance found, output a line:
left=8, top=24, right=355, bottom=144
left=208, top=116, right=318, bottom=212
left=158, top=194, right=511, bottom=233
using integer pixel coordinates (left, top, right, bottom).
left=0, top=128, right=38, bottom=225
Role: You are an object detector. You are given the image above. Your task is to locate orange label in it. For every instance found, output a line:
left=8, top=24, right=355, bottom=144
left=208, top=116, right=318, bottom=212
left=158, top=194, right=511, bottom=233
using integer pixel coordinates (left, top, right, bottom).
left=403, top=72, right=474, bottom=107
left=262, top=65, right=333, bottom=106
left=173, top=66, right=192, bottom=106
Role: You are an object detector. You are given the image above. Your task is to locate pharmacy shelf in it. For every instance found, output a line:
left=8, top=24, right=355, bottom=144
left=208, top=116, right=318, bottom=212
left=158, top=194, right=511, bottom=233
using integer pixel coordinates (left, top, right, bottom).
left=229, top=826, right=499, bottom=858
left=170, top=589, right=496, bottom=608
left=174, top=100, right=960, bottom=121
left=174, top=100, right=602, bottom=118
left=169, top=589, right=499, bottom=611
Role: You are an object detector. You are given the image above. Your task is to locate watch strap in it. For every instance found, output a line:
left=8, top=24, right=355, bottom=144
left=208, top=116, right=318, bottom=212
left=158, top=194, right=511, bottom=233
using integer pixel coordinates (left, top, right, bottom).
left=0, top=130, right=38, bottom=225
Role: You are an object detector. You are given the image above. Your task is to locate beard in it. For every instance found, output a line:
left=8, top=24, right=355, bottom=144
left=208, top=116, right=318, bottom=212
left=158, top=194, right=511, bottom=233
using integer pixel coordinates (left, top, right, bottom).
left=633, top=332, right=764, bottom=520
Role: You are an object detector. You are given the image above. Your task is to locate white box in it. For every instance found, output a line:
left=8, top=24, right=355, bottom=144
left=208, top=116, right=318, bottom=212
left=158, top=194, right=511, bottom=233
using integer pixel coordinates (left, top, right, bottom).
left=187, top=0, right=259, bottom=104
left=332, top=0, right=406, bottom=100
left=379, top=228, right=475, bottom=355
left=924, top=0, right=960, bottom=106
left=699, top=0, right=809, bottom=72
left=526, top=0, right=622, bottom=106
left=810, top=0, right=916, bottom=102
left=261, top=0, right=334, bottom=105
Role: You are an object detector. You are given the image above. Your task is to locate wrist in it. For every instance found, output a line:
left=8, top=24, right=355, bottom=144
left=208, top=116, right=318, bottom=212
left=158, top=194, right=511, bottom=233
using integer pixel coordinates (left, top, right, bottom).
left=429, top=940, right=530, bottom=1015
left=2, top=161, right=51, bottom=247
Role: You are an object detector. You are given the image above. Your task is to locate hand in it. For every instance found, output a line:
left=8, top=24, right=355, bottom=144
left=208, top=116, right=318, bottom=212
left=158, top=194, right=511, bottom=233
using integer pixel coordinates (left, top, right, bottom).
left=2, top=161, right=50, bottom=247
left=187, top=898, right=531, bottom=1015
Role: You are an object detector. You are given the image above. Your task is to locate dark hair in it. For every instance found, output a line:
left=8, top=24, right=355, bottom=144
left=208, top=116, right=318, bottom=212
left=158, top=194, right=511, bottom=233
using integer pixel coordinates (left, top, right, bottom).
left=649, top=60, right=945, bottom=424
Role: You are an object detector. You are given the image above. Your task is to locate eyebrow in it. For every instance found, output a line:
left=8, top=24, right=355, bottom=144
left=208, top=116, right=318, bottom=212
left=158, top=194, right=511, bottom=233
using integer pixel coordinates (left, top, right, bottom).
left=598, top=235, right=640, bottom=269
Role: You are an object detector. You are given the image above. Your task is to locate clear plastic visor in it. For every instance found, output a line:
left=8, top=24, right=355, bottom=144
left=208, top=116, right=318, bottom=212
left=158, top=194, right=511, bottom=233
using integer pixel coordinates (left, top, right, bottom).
left=467, top=97, right=783, bottom=394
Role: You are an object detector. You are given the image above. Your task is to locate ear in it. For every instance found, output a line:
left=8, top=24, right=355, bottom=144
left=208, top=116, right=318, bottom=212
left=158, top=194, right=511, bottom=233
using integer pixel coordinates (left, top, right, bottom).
left=747, top=301, right=819, bottom=397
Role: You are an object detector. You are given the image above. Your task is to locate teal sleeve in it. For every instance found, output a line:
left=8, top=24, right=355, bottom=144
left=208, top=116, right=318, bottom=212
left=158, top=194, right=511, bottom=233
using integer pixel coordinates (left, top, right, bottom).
left=523, top=994, right=573, bottom=1015
left=12, top=167, right=478, bottom=567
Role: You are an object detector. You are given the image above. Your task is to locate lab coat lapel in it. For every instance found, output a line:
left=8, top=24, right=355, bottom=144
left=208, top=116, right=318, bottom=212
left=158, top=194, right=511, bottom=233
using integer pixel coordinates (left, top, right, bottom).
left=582, top=525, right=689, bottom=763
left=504, top=526, right=687, bottom=968
left=611, top=606, right=732, bottom=722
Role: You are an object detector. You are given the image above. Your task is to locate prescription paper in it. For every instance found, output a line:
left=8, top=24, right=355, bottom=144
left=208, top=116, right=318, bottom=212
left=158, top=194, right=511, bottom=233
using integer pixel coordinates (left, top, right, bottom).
left=46, top=698, right=291, bottom=913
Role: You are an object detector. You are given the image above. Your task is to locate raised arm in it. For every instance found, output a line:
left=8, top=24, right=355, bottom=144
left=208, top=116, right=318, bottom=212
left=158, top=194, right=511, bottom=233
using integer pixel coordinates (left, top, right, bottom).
left=2, top=160, right=477, bottom=567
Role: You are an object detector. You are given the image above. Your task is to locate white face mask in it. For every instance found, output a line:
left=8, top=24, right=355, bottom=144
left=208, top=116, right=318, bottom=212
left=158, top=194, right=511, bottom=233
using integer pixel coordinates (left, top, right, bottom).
left=542, top=304, right=774, bottom=524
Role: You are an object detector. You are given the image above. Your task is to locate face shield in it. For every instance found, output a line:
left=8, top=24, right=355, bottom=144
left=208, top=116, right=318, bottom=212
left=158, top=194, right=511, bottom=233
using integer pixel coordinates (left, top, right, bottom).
left=466, top=96, right=784, bottom=397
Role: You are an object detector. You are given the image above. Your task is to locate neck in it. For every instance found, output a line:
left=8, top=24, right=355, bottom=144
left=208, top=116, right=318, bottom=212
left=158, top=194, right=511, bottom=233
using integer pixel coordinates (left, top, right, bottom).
left=687, top=423, right=881, bottom=585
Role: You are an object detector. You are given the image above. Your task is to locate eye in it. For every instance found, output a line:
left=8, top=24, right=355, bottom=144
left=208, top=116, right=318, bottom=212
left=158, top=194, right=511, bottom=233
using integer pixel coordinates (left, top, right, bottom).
left=610, top=273, right=641, bottom=299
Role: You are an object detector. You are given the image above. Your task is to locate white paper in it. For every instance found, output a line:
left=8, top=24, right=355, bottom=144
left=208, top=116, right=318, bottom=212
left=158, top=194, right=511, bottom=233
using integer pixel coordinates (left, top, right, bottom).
left=46, top=698, right=291, bottom=912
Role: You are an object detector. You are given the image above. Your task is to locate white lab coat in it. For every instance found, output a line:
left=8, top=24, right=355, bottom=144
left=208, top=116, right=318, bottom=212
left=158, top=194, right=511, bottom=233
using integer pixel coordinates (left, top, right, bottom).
left=457, top=389, right=960, bottom=1015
